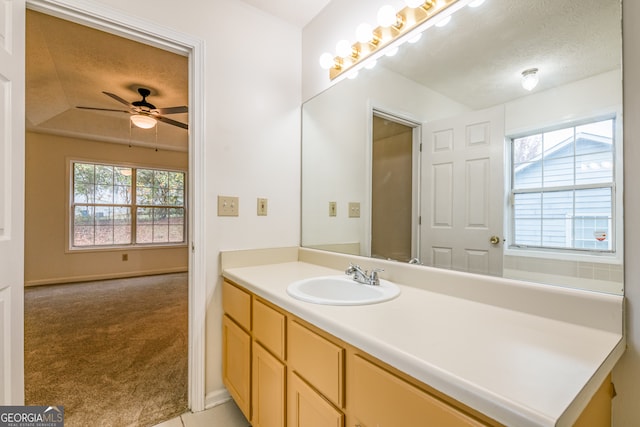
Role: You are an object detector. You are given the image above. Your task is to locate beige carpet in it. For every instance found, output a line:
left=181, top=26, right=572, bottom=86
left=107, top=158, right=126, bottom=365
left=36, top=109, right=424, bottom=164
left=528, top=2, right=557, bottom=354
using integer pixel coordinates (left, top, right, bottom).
left=24, top=273, right=189, bottom=427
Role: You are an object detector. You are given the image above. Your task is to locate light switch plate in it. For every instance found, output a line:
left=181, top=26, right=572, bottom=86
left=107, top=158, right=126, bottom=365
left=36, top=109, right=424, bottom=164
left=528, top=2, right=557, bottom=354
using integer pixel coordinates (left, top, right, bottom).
left=329, top=201, right=337, bottom=217
left=257, top=198, right=268, bottom=216
left=349, top=202, right=361, bottom=218
left=218, top=196, right=239, bottom=216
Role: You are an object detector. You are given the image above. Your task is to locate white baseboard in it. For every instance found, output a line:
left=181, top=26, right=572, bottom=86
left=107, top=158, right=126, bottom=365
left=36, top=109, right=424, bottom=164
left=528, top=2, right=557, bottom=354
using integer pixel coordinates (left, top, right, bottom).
left=24, top=267, right=188, bottom=287
left=204, top=388, right=232, bottom=410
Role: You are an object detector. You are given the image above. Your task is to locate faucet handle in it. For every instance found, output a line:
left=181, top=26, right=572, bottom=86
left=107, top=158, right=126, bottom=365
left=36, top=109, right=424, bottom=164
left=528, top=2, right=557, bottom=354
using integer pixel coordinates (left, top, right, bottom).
left=369, top=268, right=384, bottom=285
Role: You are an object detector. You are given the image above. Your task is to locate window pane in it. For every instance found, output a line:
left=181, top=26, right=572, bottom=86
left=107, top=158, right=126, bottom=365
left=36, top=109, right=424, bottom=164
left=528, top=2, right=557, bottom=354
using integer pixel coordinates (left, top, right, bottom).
left=74, top=163, right=95, bottom=183
left=169, top=171, right=184, bottom=189
left=114, top=167, right=132, bottom=185
left=169, top=208, right=185, bottom=242
left=137, top=186, right=153, bottom=205
left=542, top=154, right=574, bottom=187
left=543, top=128, right=574, bottom=153
left=114, top=207, right=132, bottom=244
left=73, top=205, right=94, bottom=246
left=95, top=185, right=114, bottom=204
left=576, top=152, right=613, bottom=184
left=114, top=185, right=131, bottom=204
left=513, top=134, right=542, bottom=164
left=95, top=165, right=114, bottom=185
left=74, top=183, right=95, bottom=203
left=153, top=187, right=168, bottom=205
left=137, top=169, right=154, bottom=187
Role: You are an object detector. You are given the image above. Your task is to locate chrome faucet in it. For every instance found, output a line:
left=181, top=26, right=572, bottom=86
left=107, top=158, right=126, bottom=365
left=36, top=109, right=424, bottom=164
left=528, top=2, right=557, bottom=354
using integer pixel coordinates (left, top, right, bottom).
left=345, top=263, right=383, bottom=286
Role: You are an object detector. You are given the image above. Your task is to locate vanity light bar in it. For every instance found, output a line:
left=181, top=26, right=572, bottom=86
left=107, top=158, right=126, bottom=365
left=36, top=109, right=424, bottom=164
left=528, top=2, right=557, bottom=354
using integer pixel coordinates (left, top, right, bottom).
left=324, top=0, right=469, bottom=81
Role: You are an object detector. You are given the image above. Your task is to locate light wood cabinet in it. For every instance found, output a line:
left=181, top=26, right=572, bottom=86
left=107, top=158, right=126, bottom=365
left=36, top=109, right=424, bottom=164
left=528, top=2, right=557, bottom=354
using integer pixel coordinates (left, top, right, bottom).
left=252, top=342, right=286, bottom=427
left=222, top=314, right=251, bottom=419
left=288, top=320, right=344, bottom=408
left=288, top=372, right=344, bottom=427
left=348, top=353, right=485, bottom=426
left=221, top=279, right=612, bottom=427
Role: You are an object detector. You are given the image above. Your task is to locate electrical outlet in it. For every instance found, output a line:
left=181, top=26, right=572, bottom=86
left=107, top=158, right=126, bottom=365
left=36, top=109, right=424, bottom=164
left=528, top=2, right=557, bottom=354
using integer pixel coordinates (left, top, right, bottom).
left=329, top=201, right=337, bottom=217
left=348, top=202, right=361, bottom=218
left=122, top=253, right=128, bottom=261
left=218, top=196, right=239, bottom=216
left=257, top=198, right=268, bottom=216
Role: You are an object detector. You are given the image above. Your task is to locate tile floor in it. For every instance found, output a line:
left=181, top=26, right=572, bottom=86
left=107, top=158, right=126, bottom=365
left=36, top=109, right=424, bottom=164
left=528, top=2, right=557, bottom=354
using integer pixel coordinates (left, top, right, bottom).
left=153, top=399, right=250, bottom=427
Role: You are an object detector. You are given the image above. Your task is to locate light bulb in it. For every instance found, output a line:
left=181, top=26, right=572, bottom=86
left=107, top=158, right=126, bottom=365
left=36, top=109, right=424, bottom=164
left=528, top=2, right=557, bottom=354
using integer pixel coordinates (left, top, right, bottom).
left=356, top=23, right=374, bottom=43
left=364, top=59, right=377, bottom=70
left=435, top=15, right=451, bottom=27
left=408, top=32, right=423, bottom=44
left=130, top=114, right=157, bottom=129
left=385, top=46, right=399, bottom=57
left=319, top=52, right=335, bottom=69
left=377, top=5, right=397, bottom=27
left=521, top=68, right=539, bottom=91
left=468, top=0, right=485, bottom=7
left=336, top=40, right=352, bottom=58
left=405, top=0, right=425, bottom=7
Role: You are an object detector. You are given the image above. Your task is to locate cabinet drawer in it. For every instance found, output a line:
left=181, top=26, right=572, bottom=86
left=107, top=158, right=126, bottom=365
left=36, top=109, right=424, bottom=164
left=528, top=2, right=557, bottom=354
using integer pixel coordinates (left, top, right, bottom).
left=349, top=354, right=485, bottom=426
left=288, top=372, right=344, bottom=427
left=288, top=320, right=344, bottom=407
left=223, top=281, right=251, bottom=331
left=253, top=298, right=286, bottom=360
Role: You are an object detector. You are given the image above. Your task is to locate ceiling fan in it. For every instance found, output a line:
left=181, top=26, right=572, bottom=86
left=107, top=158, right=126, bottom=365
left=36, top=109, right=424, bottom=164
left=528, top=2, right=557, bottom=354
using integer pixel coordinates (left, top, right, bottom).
left=77, top=87, right=188, bottom=130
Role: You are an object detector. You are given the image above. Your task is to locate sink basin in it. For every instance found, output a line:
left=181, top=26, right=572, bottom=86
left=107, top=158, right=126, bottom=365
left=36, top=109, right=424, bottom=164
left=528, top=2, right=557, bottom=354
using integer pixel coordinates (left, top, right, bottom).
left=287, top=275, right=400, bottom=305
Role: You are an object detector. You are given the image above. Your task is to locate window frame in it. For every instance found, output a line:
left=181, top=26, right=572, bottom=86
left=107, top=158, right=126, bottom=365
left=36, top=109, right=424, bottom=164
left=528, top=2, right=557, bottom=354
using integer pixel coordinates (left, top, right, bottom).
left=505, top=114, right=623, bottom=263
left=67, top=159, right=188, bottom=252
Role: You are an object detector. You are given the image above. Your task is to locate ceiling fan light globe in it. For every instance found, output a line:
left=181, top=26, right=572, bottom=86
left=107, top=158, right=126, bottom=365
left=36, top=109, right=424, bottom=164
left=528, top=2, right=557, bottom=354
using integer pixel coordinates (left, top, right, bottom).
left=130, top=114, right=157, bottom=129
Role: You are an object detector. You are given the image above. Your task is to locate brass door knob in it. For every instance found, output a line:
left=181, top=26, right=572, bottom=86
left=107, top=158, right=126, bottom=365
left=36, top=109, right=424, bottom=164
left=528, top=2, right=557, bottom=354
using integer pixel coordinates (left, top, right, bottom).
left=490, top=235, right=501, bottom=245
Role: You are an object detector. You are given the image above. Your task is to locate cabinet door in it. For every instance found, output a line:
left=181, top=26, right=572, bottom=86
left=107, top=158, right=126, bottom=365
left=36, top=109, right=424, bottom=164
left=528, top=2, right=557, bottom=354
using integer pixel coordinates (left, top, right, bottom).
left=289, top=320, right=344, bottom=407
left=349, top=354, right=485, bottom=427
left=222, top=315, right=251, bottom=419
left=288, top=372, right=344, bottom=427
left=252, top=342, right=286, bottom=427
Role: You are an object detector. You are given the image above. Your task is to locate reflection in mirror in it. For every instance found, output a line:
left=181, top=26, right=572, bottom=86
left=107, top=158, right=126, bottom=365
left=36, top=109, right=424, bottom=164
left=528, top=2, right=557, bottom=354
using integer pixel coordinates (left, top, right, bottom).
left=301, top=0, right=623, bottom=295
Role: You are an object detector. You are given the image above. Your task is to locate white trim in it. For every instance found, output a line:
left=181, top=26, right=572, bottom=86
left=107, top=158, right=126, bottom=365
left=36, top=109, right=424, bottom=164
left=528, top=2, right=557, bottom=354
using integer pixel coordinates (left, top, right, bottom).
left=204, top=389, right=232, bottom=410
left=25, top=0, right=207, bottom=412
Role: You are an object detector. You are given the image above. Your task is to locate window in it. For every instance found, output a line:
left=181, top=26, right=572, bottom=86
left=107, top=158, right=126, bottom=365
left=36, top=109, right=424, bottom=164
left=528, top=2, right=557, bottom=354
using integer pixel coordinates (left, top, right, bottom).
left=72, top=162, right=186, bottom=248
left=510, top=118, right=615, bottom=252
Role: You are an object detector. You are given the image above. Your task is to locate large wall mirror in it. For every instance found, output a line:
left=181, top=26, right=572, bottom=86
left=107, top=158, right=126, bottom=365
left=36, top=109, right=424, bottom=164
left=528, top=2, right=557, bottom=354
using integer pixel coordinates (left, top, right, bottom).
left=301, top=0, right=623, bottom=295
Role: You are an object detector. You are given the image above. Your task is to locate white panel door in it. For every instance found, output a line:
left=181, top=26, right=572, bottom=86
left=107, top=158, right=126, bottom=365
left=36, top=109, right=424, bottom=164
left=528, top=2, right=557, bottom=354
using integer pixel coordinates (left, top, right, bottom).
left=0, top=0, right=25, bottom=405
left=421, top=106, right=504, bottom=276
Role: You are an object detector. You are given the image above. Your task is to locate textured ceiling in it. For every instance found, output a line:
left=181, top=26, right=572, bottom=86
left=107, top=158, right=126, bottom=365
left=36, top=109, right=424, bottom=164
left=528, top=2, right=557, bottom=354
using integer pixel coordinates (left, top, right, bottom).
left=26, top=0, right=621, bottom=149
left=382, top=0, right=621, bottom=109
left=26, top=10, right=189, bottom=151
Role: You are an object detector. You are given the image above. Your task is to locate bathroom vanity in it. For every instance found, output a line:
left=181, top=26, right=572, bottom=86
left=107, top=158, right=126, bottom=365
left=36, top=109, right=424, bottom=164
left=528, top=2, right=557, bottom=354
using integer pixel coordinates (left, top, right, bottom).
left=221, top=248, right=625, bottom=427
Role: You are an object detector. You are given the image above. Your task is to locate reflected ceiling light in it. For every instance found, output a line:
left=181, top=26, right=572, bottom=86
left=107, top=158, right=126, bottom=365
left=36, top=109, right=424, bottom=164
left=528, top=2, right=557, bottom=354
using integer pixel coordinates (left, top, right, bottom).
left=468, top=0, right=485, bottom=7
left=364, top=59, right=377, bottom=70
left=385, top=46, right=400, bottom=57
left=435, top=15, right=451, bottom=27
left=130, top=114, right=157, bottom=129
left=408, top=32, right=423, bottom=43
left=320, top=0, right=465, bottom=81
left=347, top=70, right=359, bottom=79
left=521, top=68, right=539, bottom=91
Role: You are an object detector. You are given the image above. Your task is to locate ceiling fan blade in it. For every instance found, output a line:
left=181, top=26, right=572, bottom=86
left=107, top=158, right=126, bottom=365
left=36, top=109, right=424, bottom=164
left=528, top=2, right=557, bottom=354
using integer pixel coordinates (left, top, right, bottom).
left=102, top=91, right=133, bottom=108
left=77, top=106, right=130, bottom=114
left=156, top=106, right=188, bottom=115
left=156, top=115, right=188, bottom=130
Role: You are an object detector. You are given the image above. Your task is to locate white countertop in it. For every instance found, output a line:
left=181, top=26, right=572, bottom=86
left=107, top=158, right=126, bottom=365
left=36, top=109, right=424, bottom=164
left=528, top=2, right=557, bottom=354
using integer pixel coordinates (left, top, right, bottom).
left=223, top=260, right=624, bottom=427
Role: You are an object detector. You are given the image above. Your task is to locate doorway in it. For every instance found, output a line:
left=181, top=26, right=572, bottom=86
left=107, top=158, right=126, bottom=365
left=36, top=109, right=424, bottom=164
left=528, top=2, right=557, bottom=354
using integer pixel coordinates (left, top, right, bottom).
left=22, top=0, right=206, bottom=414
left=370, top=111, right=421, bottom=262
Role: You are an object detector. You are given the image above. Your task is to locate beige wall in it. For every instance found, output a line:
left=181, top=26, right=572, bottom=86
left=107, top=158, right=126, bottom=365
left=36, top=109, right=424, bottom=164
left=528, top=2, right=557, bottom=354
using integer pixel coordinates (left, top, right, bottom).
left=25, top=131, right=188, bottom=286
